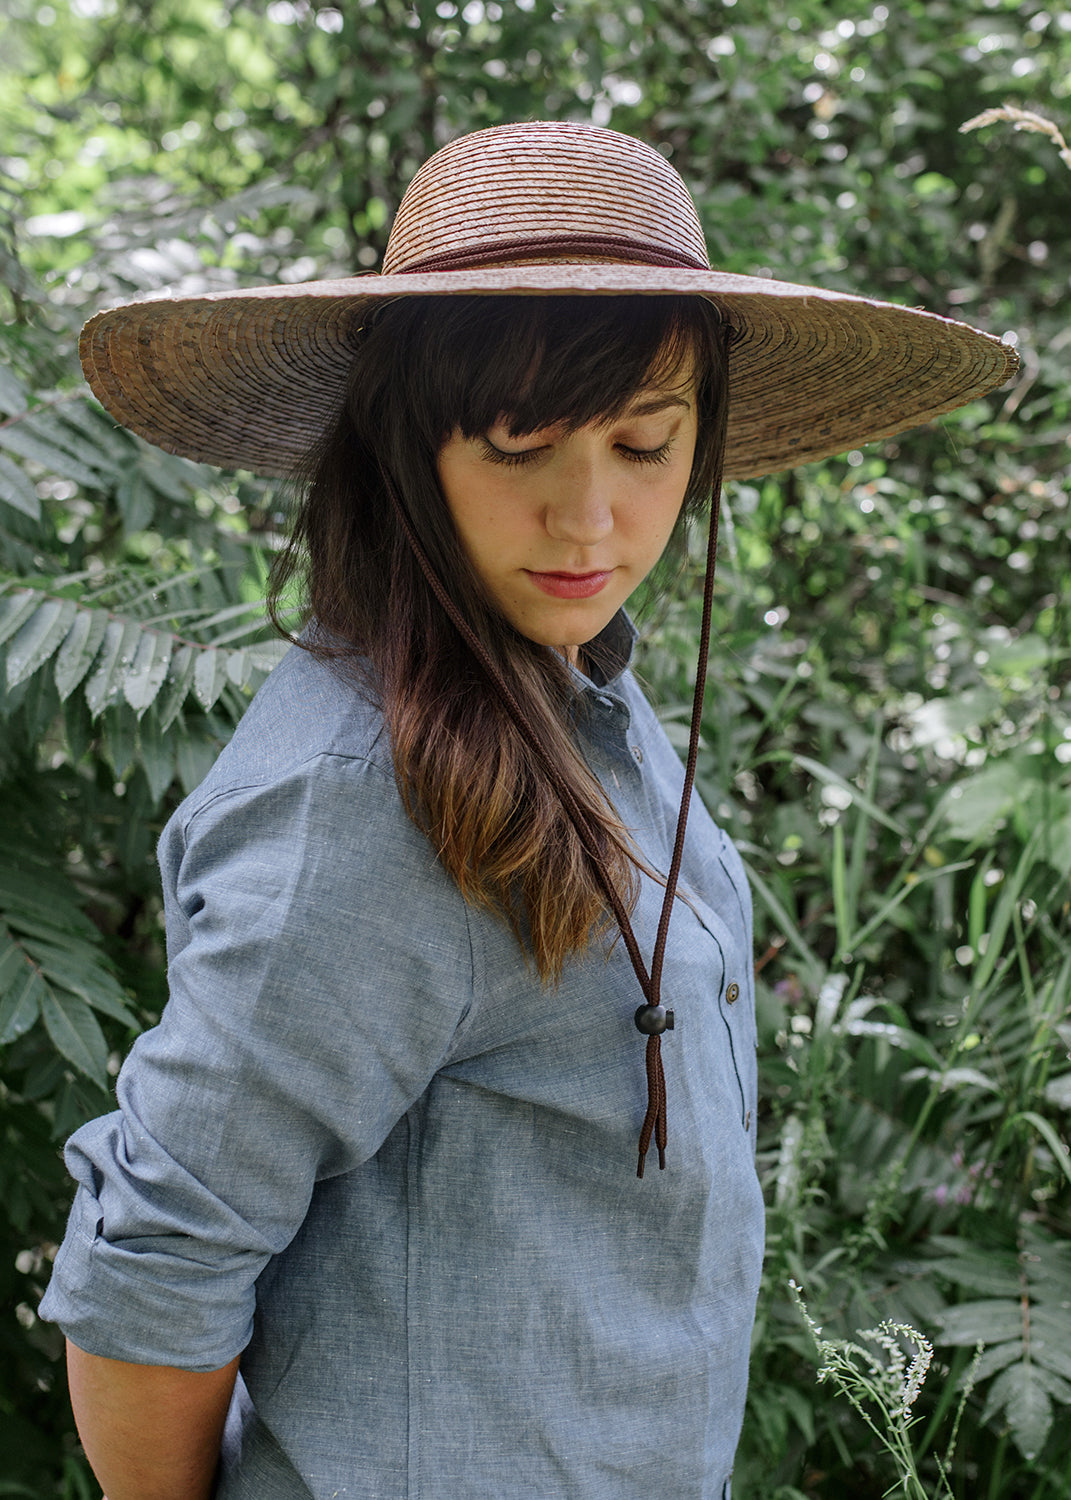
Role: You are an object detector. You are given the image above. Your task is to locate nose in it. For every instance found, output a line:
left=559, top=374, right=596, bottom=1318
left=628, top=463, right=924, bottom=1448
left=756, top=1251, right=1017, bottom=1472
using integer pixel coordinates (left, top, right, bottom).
left=544, top=458, right=614, bottom=546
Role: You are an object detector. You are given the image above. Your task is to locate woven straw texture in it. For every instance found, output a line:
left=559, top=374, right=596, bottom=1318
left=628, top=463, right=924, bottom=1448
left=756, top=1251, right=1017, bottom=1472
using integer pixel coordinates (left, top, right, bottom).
left=79, top=122, right=1018, bottom=481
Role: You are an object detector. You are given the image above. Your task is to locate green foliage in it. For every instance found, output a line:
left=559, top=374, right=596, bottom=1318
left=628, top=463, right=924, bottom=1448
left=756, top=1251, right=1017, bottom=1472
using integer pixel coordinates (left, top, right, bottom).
left=644, top=423, right=1070, bottom=1491
left=1, top=0, right=1069, bottom=1495
left=924, top=1230, right=1071, bottom=1462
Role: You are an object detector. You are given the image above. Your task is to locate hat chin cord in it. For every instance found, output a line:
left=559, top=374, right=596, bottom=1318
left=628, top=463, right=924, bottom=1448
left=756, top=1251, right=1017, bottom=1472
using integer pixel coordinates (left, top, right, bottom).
left=382, top=465, right=723, bottom=1179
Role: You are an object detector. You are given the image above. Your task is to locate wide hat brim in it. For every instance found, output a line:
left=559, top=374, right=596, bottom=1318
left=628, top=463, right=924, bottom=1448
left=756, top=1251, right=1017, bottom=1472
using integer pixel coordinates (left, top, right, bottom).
left=79, top=262, right=1018, bottom=482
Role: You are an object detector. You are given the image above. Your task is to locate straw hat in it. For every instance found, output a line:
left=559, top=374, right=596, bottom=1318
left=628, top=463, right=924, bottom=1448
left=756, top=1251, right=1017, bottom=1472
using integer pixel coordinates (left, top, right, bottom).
left=80, top=121, right=1018, bottom=480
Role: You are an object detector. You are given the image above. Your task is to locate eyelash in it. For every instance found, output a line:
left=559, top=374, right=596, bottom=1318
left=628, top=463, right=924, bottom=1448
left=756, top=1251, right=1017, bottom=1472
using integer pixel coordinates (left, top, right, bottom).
left=478, top=437, right=674, bottom=469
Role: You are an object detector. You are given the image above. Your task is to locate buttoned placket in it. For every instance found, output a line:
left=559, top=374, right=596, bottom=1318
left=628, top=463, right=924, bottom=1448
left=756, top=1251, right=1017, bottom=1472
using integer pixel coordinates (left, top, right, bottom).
left=576, top=686, right=642, bottom=780
left=571, top=647, right=757, bottom=1151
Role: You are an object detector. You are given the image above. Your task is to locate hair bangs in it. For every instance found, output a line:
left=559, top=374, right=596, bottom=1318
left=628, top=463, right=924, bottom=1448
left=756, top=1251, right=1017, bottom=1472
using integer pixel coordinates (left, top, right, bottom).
left=449, top=296, right=704, bottom=441
left=360, top=295, right=723, bottom=460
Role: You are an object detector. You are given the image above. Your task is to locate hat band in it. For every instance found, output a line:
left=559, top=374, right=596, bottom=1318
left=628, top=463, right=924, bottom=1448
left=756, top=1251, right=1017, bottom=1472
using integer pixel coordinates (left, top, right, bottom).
left=394, top=231, right=710, bottom=275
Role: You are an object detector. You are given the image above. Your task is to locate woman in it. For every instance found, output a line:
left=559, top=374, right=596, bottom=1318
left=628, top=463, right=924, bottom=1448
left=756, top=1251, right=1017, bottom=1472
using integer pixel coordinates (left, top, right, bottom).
left=40, top=122, right=1016, bottom=1499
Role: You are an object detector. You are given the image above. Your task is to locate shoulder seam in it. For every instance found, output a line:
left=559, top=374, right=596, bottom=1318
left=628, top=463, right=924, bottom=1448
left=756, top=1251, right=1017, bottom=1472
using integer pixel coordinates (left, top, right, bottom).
left=181, top=745, right=396, bottom=836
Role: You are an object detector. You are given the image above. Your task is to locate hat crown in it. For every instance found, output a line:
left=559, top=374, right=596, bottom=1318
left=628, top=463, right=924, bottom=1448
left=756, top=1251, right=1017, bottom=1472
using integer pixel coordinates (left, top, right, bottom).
left=382, top=121, right=711, bottom=276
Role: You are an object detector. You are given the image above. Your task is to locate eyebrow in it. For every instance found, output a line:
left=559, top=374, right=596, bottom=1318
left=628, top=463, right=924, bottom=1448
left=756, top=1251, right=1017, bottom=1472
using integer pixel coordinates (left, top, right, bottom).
left=622, top=392, right=692, bottom=417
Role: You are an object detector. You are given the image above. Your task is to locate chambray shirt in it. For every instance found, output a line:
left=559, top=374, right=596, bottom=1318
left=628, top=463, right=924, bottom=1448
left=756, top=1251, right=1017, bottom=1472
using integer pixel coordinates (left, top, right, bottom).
left=41, top=614, right=764, bottom=1499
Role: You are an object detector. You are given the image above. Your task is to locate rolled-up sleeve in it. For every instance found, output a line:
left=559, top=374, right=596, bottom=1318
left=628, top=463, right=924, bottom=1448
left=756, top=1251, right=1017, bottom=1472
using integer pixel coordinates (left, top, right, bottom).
left=39, top=749, right=477, bottom=1369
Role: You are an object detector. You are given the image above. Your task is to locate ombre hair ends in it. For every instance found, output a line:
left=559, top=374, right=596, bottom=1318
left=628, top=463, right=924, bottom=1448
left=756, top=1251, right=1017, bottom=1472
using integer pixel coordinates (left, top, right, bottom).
left=269, top=295, right=731, bottom=981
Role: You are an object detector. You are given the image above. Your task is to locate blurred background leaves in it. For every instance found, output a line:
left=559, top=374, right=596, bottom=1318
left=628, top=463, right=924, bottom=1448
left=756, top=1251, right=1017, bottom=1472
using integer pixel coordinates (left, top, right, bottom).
left=0, top=0, right=1068, bottom=1493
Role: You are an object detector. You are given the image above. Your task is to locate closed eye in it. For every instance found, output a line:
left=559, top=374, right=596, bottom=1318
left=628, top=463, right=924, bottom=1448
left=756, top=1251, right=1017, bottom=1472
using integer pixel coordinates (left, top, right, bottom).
left=479, top=436, right=675, bottom=468
left=477, top=437, right=548, bottom=468
left=618, top=440, right=674, bottom=466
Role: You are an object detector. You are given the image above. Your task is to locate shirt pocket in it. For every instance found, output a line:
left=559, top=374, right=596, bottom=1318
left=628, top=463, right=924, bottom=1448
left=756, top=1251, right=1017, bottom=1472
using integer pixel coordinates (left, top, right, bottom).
left=660, top=888, right=750, bottom=1146
left=680, top=894, right=757, bottom=1138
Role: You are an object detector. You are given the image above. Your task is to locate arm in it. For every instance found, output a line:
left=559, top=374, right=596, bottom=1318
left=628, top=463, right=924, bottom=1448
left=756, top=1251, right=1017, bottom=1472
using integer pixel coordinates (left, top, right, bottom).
left=41, top=756, right=474, bottom=1485
left=67, top=1341, right=239, bottom=1500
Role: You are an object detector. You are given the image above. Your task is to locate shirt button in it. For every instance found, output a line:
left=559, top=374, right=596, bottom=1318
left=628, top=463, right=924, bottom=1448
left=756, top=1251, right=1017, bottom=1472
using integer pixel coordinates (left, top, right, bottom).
left=631, top=745, right=643, bottom=763
left=726, top=982, right=740, bottom=1004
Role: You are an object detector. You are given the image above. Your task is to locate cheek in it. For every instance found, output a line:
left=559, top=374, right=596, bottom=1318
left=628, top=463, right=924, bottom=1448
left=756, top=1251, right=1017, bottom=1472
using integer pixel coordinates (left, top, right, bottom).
left=452, top=486, right=523, bottom=552
left=437, top=473, right=527, bottom=586
left=438, top=456, right=489, bottom=547
left=637, top=473, right=690, bottom=549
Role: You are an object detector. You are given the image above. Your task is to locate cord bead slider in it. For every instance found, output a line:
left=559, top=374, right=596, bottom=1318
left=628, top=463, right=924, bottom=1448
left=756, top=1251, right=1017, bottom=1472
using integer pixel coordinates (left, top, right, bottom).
left=634, top=1003, right=674, bottom=1035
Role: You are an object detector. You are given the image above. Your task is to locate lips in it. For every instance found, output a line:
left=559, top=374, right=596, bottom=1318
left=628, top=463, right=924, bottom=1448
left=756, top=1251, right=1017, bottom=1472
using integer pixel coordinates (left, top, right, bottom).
left=526, top=570, right=613, bottom=599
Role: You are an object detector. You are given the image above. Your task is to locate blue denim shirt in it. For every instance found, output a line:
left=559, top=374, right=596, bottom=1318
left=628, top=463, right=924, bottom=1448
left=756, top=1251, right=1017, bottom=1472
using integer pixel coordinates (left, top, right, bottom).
left=41, top=615, right=764, bottom=1498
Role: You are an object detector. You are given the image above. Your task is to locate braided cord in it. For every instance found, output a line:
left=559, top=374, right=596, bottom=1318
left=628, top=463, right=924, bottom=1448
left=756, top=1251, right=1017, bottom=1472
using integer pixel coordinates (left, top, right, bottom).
left=383, top=421, right=724, bottom=1178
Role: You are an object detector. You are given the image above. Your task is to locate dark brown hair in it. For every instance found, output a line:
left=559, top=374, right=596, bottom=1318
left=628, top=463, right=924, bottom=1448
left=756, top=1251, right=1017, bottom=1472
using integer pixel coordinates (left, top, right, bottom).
left=269, top=294, right=730, bottom=979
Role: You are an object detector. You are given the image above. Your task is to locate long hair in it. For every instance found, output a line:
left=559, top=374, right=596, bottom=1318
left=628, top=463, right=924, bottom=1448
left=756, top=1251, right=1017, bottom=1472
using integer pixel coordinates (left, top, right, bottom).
left=269, top=294, right=731, bottom=980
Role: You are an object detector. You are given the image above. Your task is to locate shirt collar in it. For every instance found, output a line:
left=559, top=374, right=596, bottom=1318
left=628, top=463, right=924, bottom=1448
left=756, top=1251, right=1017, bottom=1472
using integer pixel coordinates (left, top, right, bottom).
left=307, top=611, right=637, bottom=695
left=569, top=610, right=637, bottom=692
